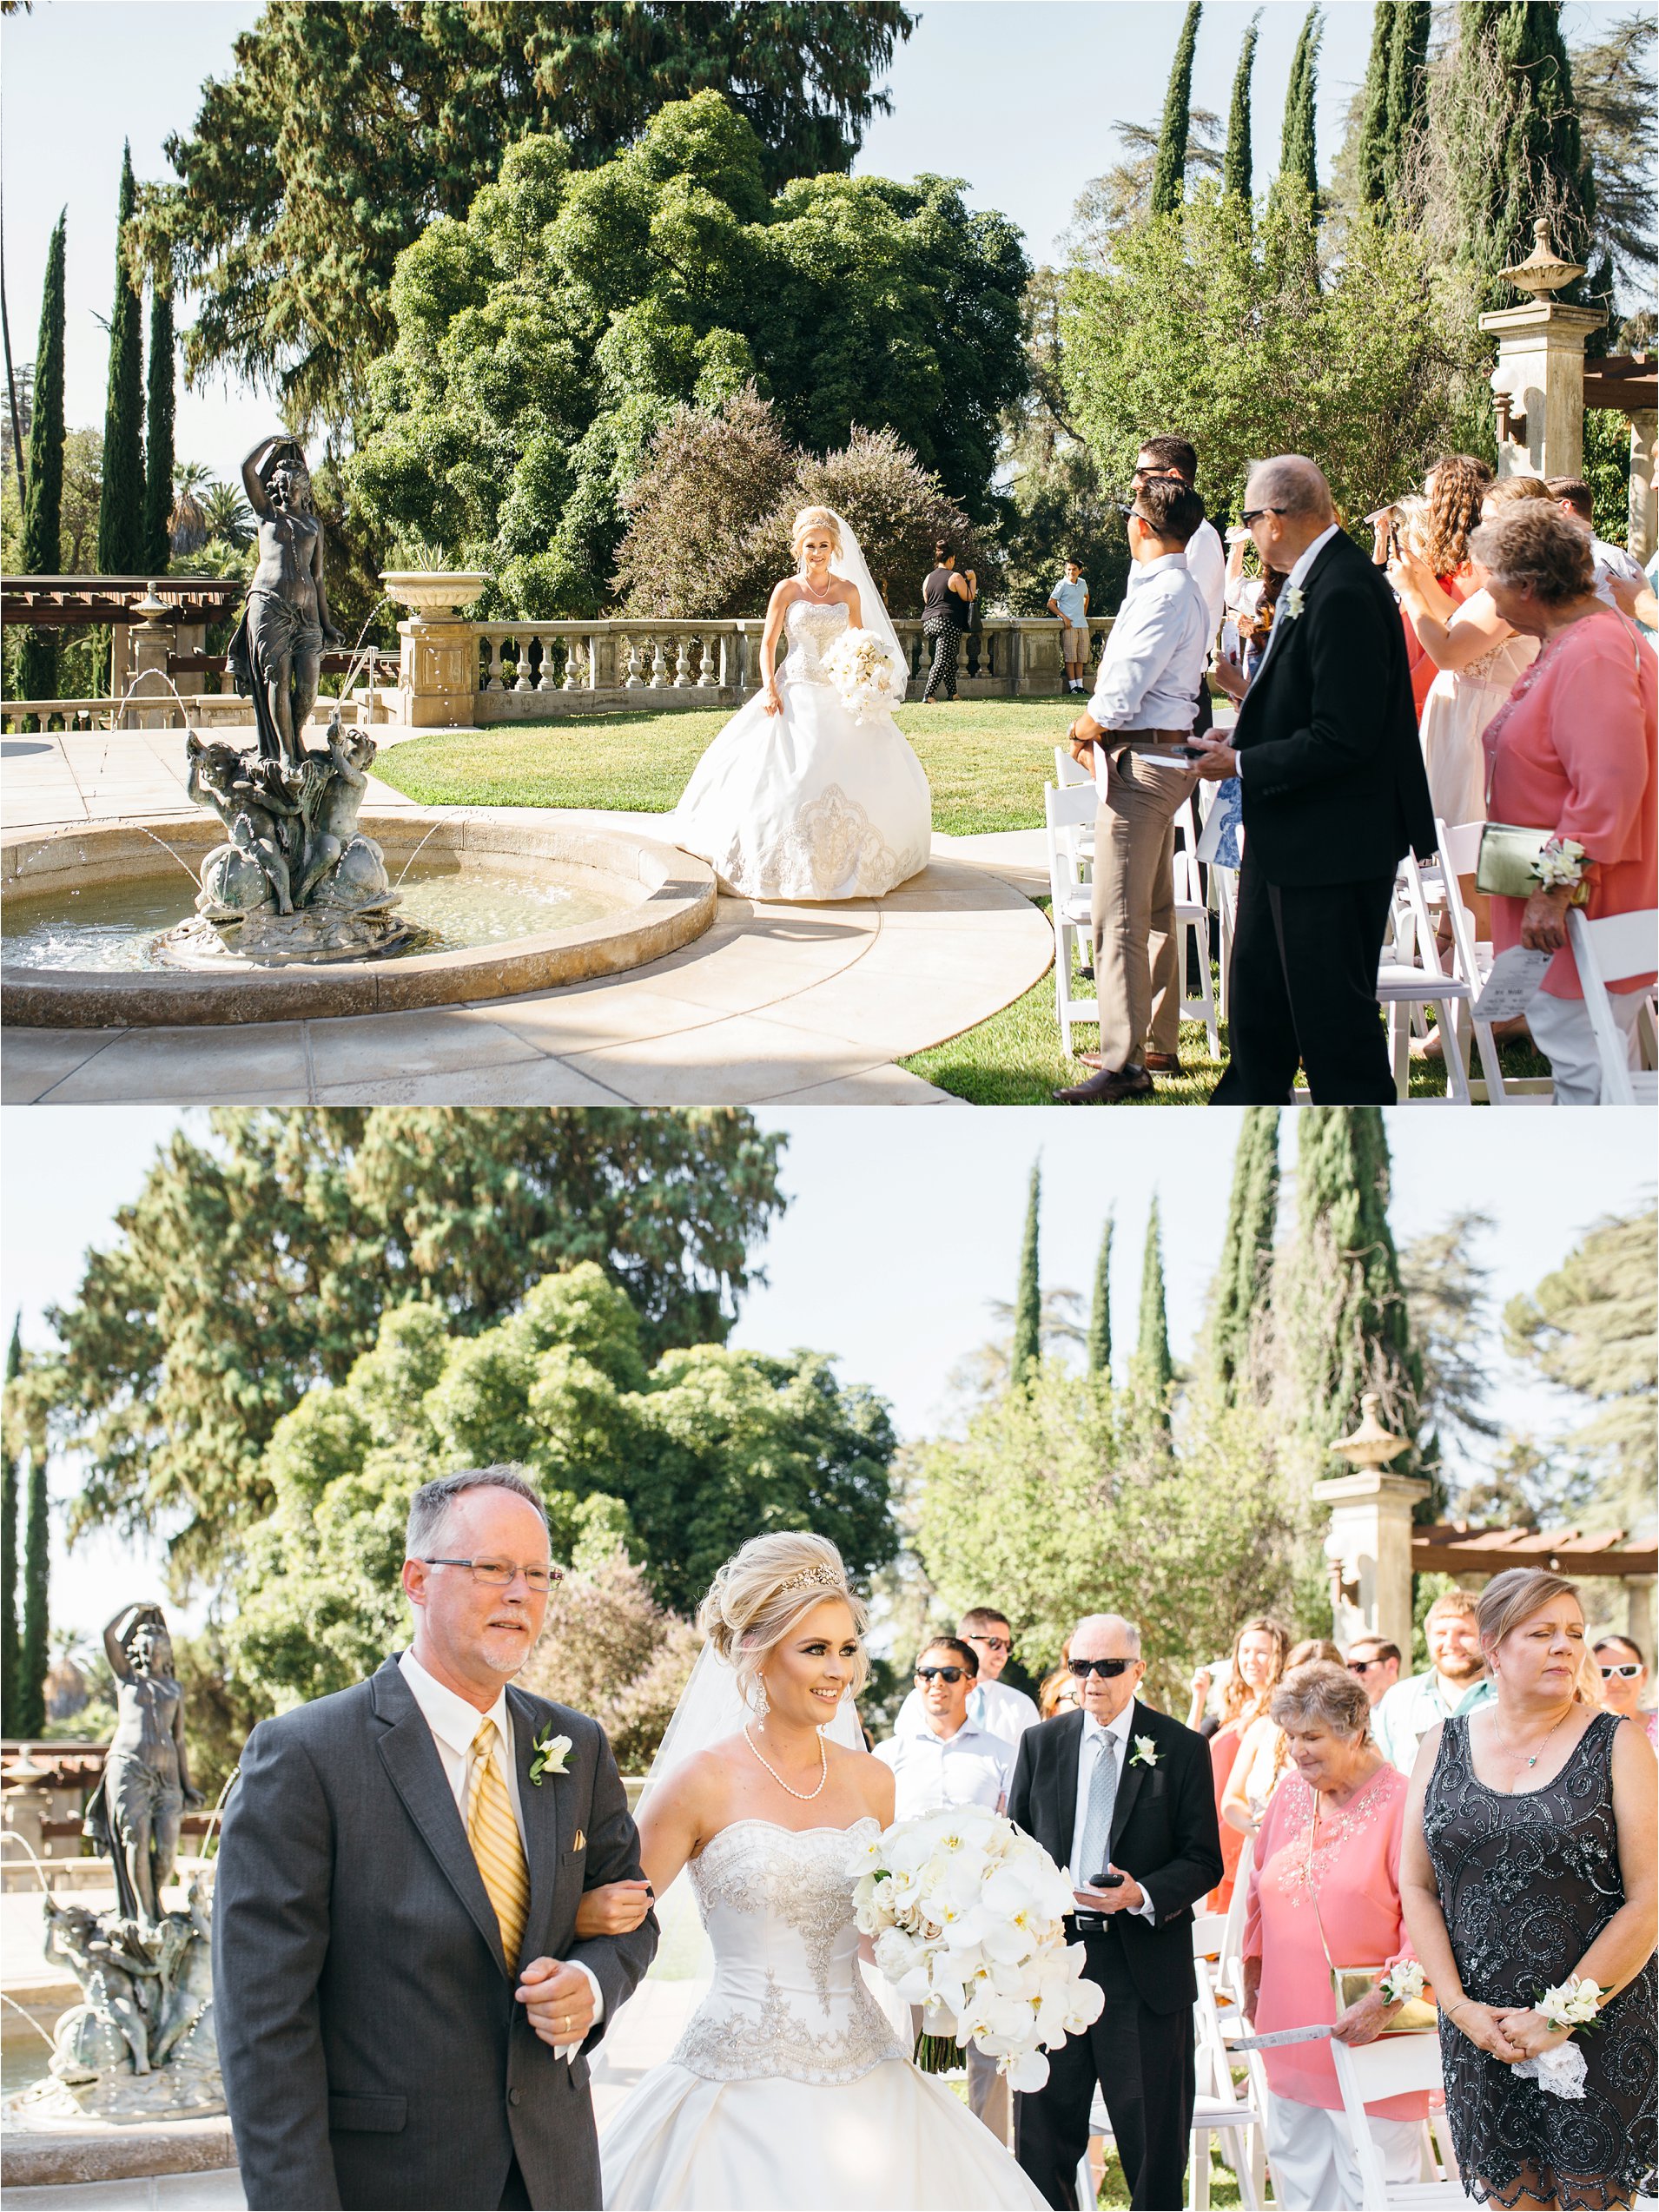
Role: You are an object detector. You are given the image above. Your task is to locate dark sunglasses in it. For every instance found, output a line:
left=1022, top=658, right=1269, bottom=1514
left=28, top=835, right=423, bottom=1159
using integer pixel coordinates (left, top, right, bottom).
left=1347, top=1658, right=1383, bottom=1674
left=1599, top=1662, right=1642, bottom=1680
left=1067, top=1656, right=1133, bottom=1679
left=915, top=1664, right=969, bottom=1684
left=1240, top=506, right=1286, bottom=528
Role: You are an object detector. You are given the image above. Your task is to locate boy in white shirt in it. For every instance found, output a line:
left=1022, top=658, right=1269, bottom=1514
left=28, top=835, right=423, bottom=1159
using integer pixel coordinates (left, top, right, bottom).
left=1047, top=560, right=1092, bottom=694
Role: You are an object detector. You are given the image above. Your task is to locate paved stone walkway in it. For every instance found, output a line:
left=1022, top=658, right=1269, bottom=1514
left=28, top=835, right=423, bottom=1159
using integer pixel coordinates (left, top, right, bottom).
left=3, top=727, right=1052, bottom=1106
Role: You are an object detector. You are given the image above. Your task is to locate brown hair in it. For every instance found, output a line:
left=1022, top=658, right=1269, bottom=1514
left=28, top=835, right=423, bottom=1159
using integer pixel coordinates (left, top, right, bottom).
left=1138, top=433, right=1198, bottom=481
left=1039, top=1667, right=1079, bottom=1720
left=1426, top=1586, right=1481, bottom=1625
left=1134, top=479, right=1206, bottom=545
left=1482, top=473, right=1553, bottom=512
left=1424, top=454, right=1493, bottom=576
left=1545, top=477, right=1595, bottom=521
left=1219, top=1616, right=1292, bottom=1726
left=1469, top=507, right=1596, bottom=607
left=1287, top=1637, right=1345, bottom=1668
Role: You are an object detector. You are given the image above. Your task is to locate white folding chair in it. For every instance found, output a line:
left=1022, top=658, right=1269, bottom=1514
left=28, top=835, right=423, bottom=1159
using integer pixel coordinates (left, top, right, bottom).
left=1377, top=848, right=1477, bottom=1104
left=1054, top=744, right=1094, bottom=790
left=1567, top=906, right=1659, bottom=1105
left=1045, top=782, right=1100, bottom=1056
left=1190, top=1910, right=1266, bottom=2206
left=1330, top=2030, right=1464, bottom=2209
left=1171, top=797, right=1220, bottom=1058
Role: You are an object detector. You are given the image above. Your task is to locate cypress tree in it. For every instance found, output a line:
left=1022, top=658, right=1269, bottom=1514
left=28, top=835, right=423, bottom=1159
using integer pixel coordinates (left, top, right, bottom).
left=1012, top=1159, right=1041, bottom=1387
left=18, top=1416, right=49, bottom=1739
left=1087, top=1216, right=1114, bottom=1379
left=1222, top=13, right=1260, bottom=202
left=1, top=1317, right=22, bottom=1729
left=1209, top=1109, right=1280, bottom=1403
left=96, top=141, right=145, bottom=578
left=1283, top=1109, right=1424, bottom=1476
left=1131, top=1198, right=1174, bottom=1425
left=142, top=280, right=175, bottom=577
left=1382, top=1, right=1432, bottom=201
left=1279, top=7, right=1323, bottom=208
left=1354, top=4, right=1394, bottom=207
left=1150, top=2, right=1203, bottom=219
left=17, top=212, right=66, bottom=703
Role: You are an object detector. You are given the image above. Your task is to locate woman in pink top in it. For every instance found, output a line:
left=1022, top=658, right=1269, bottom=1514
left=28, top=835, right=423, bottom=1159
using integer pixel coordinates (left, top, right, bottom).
left=1243, top=1661, right=1429, bottom=2209
left=1471, top=505, right=1657, bottom=1104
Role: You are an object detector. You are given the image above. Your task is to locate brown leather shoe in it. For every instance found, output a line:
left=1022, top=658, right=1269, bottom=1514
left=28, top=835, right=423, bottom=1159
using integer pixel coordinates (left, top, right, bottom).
left=1077, top=1051, right=1182, bottom=1075
left=1054, top=1064, right=1154, bottom=1105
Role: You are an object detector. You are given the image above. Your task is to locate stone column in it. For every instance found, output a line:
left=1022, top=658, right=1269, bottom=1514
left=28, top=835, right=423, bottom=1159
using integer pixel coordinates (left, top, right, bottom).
left=1312, top=1468, right=1432, bottom=1654
left=128, top=588, right=178, bottom=730
left=1480, top=300, right=1607, bottom=481
left=1628, top=409, right=1658, bottom=566
left=380, top=572, right=490, bottom=729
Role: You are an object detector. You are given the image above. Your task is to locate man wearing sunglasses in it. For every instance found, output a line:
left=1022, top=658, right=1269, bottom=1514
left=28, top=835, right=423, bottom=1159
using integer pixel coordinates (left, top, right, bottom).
left=1344, top=1636, right=1401, bottom=1709
left=1008, top=1615, right=1222, bottom=2210
left=893, top=1606, right=1040, bottom=1749
left=215, top=1466, right=658, bottom=2212
left=876, top=1638, right=1015, bottom=2137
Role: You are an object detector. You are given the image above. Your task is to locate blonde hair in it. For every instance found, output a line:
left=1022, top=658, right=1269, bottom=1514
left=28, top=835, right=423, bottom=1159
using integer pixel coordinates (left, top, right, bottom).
left=697, top=1532, right=869, bottom=1713
left=791, top=507, right=843, bottom=562
left=1482, top=474, right=1552, bottom=512
left=1392, top=492, right=1432, bottom=564
left=1477, top=1566, right=1583, bottom=1660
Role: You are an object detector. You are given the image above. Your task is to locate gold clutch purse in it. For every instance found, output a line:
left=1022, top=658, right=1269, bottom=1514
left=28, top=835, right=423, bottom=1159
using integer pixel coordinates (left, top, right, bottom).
left=1331, top=1964, right=1439, bottom=2036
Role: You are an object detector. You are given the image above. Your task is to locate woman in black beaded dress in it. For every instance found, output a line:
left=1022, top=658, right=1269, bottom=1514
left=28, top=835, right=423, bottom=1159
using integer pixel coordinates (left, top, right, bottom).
left=1401, top=1567, right=1657, bottom=2210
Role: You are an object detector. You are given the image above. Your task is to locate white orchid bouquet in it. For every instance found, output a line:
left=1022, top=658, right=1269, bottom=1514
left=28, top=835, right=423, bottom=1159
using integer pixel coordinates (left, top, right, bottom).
left=849, top=1806, right=1105, bottom=2091
left=821, top=627, right=902, bottom=724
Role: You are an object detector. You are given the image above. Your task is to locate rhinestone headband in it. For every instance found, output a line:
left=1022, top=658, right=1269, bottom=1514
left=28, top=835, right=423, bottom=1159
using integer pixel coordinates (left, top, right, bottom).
left=778, top=1564, right=843, bottom=1595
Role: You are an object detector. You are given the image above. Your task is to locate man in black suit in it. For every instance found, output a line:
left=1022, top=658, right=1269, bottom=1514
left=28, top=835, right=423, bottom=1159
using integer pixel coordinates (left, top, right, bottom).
left=1193, top=454, right=1438, bottom=1103
left=1007, top=1614, right=1222, bottom=2211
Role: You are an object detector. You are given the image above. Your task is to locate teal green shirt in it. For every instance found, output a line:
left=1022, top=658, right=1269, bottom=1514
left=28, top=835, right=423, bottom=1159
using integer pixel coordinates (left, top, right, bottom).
left=1372, top=1667, right=1495, bottom=1774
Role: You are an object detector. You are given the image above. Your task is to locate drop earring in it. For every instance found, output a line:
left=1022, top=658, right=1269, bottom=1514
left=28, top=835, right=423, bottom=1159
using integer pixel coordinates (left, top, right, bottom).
left=753, top=1679, right=770, bottom=1720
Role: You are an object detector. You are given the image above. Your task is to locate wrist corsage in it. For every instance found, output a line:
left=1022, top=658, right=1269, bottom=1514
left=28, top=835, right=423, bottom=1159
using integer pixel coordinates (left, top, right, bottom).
left=1513, top=1976, right=1602, bottom=2102
left=1378, top=1961, right=1424, bottom=2008
left=1531, top=836, right=1589, bottom=896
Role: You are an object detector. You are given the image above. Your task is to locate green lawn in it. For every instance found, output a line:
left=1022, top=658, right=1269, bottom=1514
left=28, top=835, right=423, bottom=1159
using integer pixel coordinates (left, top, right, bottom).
left=373, top=696, right=1083, bottom=837
left=902, top=900, right=1554, bottom=1106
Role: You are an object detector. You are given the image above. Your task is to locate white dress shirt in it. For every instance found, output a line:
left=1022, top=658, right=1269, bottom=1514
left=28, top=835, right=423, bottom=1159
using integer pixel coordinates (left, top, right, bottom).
left=893, top=1674, right=1039, bottom=1750
left=1234, top=521, right=1341, bottom=782
left=1127, top=517, right=1226, bottom=642
left=1068, top=1703, right=1157, bottom=1923
left=1087, top=554, right=1210, bottom=732
left=399, top=1649, right=601, bottom=2046
left=1590, top=535, right=1644, bottom=608
left=876, top=1716, right=1014, bottom=1820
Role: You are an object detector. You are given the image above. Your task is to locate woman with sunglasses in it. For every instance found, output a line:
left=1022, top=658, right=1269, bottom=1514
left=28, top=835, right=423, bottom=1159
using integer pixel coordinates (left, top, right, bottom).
left=1595, top=1635, right=1658, bottom=1749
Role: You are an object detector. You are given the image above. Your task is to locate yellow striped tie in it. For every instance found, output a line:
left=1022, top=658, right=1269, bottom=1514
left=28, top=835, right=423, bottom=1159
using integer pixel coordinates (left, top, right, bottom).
left=466, top=1718, right=529, bottom=1971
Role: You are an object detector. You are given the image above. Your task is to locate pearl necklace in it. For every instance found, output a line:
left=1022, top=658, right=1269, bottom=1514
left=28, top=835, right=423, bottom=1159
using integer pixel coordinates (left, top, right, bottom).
left=744, top=1722, right=828, bottom=1801
left=797, top=572, right=836, bottom=603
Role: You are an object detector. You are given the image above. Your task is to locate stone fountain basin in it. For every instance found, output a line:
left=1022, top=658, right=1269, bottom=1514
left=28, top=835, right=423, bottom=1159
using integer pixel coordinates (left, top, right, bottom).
left=2, top=813, right=716, bottom=1027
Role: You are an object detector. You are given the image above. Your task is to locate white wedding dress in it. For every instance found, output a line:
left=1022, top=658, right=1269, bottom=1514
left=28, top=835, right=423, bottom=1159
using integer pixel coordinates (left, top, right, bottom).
left=671, top=599, right=934, bottom=901
left=598, top=1817, right=1048, bottom=2210
left=1418, top=632, right=1537, bottom=827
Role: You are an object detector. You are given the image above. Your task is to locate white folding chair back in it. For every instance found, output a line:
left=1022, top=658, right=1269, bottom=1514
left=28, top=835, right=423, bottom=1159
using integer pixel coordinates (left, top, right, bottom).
left=1171, top=796, right=1220, bottom=1057
left=1218, top=1836, right=1253, bottom=2004
left=1054, top=744, right=1094, bottom=790
left=1046, top=782, right=1100, bottom=1057
left=1330, top=2030, right=1463, bottom=2209
left=1377, top=845, right=1477, bottom=1103
left=1186, top=1916, right=1265, bottom=2209
left=1567, top=906, right=1659, bottom=1105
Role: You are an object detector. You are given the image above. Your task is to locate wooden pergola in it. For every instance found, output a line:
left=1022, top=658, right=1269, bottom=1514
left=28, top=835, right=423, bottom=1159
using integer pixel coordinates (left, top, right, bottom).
left=0, top=574, right=246, bottom=628
left=1411, top=1522, right=1657, bottom=1580
left=1582, top=354, right=1658, bottom=416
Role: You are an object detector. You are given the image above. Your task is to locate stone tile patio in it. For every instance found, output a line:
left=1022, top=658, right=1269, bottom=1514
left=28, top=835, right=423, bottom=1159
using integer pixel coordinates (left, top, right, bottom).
left=2, top=726, right=1053, bottom=1106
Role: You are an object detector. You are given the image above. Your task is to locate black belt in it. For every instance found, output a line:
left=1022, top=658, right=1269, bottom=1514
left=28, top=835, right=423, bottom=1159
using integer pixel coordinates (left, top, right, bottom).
left=1071, top=1912, right=1111, bottom=1933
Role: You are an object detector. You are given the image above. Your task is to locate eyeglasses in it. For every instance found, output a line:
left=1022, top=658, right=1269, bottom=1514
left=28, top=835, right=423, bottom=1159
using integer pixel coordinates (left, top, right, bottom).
left=1241, top=507, right=1286, bottom=528
left=1599, top=1662, right=1642, bottom=1680
left=1133, top=465, right=1187, bottom=483
left=419, top=1557, right=562, bottom=1593
left=1067, top=1656, right=1133, bottom=1679
left=1347, top=1658, right=1384, bottom=1674
left=915, top=1665, right=969, bottom=1684
left=968, top=1634, right=1010, bottom=1654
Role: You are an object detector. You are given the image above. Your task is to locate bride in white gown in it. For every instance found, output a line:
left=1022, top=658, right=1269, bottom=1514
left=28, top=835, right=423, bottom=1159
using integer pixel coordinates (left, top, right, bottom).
left=594, top=1532, right=1048, bottom=2211
left=671, top=508, right=934, bottom=901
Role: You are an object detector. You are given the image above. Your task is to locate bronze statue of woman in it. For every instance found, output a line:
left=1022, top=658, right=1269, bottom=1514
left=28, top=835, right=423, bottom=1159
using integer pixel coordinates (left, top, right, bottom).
left=226, top=437, right=342, bottom=763
left=83, top=1605, right=202, bottom=1924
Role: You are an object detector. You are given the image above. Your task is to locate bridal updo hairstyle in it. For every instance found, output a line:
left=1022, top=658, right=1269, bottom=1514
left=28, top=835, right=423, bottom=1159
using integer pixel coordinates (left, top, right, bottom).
left=791, top=507, right=843, bottom=565
left=697, top=1532, right=870, bottom=1713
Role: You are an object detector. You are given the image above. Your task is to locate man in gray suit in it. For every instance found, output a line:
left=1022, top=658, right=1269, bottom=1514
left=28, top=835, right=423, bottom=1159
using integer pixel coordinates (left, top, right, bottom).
left=215, top=1466, right=658, bottom=2211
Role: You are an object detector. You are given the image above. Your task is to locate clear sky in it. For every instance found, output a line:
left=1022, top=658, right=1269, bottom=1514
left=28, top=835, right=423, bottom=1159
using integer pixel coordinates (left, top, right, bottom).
left=1, top=1, right=1634, bottom=489
left=2, top=1104, right=1650, bottom=1639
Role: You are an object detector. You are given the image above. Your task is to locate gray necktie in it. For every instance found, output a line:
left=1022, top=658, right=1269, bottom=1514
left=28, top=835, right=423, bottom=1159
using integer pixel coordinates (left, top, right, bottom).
left=1079, top=1730, right=1117, bottom=1878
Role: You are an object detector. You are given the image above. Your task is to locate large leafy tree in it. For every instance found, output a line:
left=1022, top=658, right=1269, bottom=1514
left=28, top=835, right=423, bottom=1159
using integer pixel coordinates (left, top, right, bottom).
left=96, top=142, right=144, bottom=577
left=43, top=1107, right=785, bottom=1591
left=134, top=2, right=916, bottom=431
left=1569, top=15, right=1657, bottom=333
left=228, top=1265, right=896, bottom=1706
left=347, top=95, right=1028, bottom=614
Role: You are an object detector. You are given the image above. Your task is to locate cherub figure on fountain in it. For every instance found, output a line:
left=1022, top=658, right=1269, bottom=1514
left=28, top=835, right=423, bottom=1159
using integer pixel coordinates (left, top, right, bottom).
left=185, top=736, right=300, bottom=919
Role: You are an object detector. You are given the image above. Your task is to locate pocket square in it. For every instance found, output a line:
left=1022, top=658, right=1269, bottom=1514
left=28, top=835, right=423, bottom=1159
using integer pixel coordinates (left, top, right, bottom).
left=572, top=1829, right=585, bottom=1853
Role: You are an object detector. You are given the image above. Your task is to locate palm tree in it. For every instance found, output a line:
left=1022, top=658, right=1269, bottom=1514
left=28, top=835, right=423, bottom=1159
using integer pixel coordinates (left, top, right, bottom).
left=169, top=459, right=214, bottom=556
left=201, top=478, right=254, bottom=549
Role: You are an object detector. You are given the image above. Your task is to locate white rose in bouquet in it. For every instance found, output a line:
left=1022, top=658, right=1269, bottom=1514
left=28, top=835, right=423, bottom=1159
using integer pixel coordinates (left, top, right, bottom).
left=849, top=1805, right=1104, bottom=2092
left=820, top=627, right=902, bottom=724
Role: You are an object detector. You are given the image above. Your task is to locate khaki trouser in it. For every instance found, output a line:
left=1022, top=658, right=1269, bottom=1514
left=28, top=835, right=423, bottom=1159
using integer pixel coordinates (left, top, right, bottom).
left=1087, top=740, right=1200, bottom=1071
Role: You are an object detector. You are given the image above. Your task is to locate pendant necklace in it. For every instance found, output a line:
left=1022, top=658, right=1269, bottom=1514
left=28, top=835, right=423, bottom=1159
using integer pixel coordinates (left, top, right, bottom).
left=744, top=1722, right=828, bottom=1801
left=1495, top=1705, right=1570, bottom=1786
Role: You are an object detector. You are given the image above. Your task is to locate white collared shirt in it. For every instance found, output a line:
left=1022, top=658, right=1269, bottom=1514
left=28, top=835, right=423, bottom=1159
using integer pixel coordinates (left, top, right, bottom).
left=1590, top=534, right=1643, bottom=609
left=1069, top=1703, right=1157, bottom=1923
left=1126, top=518, right=1226, bottom=641
left=399, top=1648, right=602, bottom=2046
left=893, top=1675, right=1040, bottom=1750
left=1087, top=553, right=1210, bottom=732
left=875, top=1715, right=1013, bottom=1821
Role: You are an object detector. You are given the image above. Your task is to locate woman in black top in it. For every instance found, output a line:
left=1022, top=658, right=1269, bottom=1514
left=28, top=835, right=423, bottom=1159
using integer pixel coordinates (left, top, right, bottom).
left=921, top=541, right=975, bottom=703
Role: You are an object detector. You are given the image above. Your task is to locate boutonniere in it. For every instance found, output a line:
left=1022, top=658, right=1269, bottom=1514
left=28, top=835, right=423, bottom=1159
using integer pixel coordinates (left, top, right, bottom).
left=529, top=1728, right=572, bottom=1786
left=1282, top=584, right=1306, bottom=623
left=1130, top=1735, right=1160, bottom=1770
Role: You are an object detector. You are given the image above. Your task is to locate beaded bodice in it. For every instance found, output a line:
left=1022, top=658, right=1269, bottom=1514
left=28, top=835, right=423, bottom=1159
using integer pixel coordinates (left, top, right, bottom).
left=783, top=598, right=850, bottom=683
left=668, top=1818, right=908, bottom=2086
